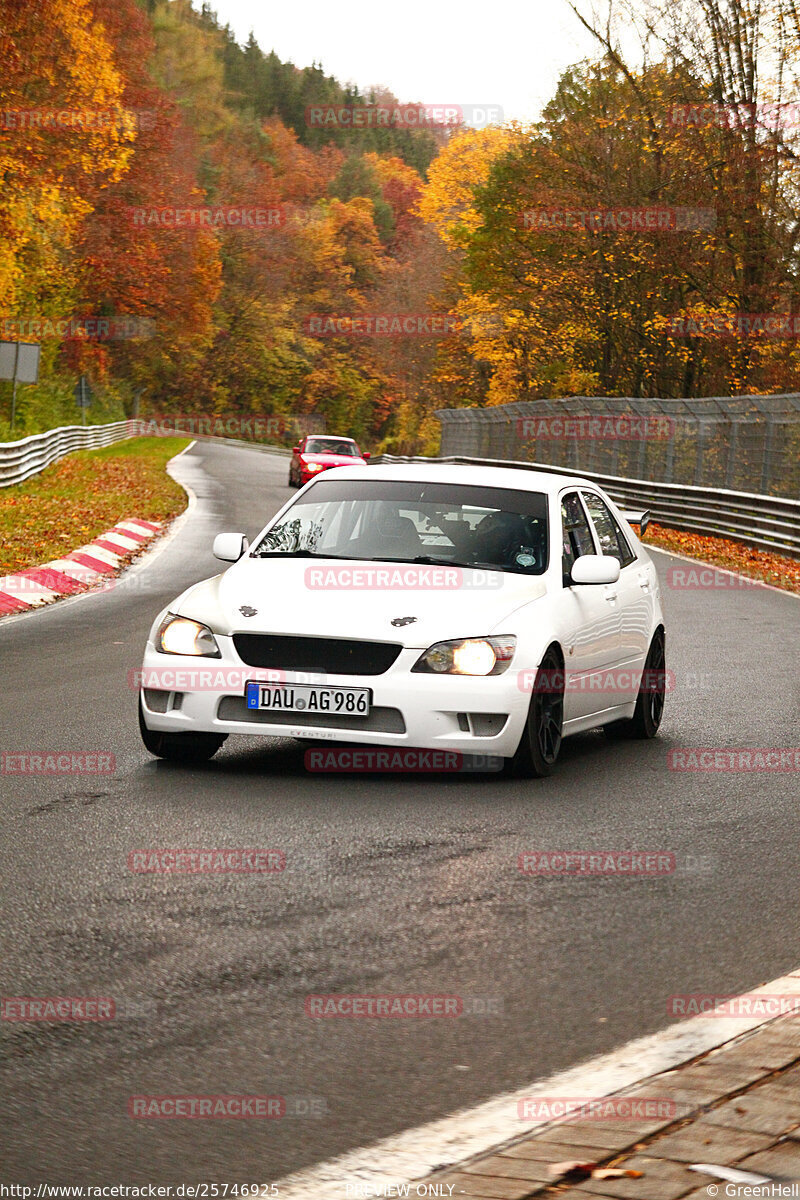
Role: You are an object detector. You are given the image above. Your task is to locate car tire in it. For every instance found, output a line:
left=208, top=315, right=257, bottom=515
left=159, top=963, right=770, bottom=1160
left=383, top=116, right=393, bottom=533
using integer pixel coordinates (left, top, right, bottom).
left=288, top=471, right=296, bottom=487
left=604, top=627, right=666, bottom=741
left=138, top=697, right=227, bottom=763
left=508, top=644, right=564, bottom=777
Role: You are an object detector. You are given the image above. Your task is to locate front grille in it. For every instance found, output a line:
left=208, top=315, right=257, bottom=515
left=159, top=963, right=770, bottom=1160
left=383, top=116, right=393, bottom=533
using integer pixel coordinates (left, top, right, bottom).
left=232, top=634, right=402, bottom=676
left=217, top=695, right=405, bottom=733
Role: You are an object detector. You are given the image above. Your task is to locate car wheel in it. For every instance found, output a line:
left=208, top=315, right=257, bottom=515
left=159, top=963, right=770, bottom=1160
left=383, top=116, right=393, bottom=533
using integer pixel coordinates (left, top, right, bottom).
left=509, top=645, right=564, bottom=777
left=288, top=471, right=296, bottom=487
left=138, top=697, right=226, bottom=763
left=604, top=627, right=666, bottom=740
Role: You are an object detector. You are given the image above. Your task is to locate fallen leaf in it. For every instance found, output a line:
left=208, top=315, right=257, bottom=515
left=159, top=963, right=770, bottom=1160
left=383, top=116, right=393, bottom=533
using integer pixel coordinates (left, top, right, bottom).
left=643, top=522, right=800, bottom=595
left=548, top=1159, right=596, bottom=1180
left=593, top=1168, right=644, bottom=1179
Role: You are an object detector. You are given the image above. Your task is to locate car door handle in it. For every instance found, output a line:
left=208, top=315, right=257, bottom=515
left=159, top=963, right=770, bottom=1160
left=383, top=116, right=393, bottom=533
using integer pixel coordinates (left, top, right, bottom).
left=604, top=591, right=618, bottom=602
left=638, top=576, right=650, bottom=591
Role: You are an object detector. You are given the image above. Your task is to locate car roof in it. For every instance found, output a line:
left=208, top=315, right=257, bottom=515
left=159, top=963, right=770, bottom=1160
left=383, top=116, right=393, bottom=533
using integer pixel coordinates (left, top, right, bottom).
left=307, top=461, right=596, bottom=494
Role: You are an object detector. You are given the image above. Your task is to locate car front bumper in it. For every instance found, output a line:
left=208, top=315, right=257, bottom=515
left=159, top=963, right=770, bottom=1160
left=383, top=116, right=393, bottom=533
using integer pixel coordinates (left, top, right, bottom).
left=138, top=637, right=531, bottom=758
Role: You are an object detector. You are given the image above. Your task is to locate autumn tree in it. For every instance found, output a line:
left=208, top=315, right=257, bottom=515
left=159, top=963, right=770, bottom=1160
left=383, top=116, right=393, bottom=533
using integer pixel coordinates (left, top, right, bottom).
left=0, top=0, right=131, bottom=320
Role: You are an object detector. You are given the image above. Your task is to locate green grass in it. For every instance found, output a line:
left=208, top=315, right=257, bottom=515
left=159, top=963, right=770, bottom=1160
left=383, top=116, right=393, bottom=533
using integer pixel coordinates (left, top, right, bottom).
left=0, top=375, right=128, bottom=442
left=0, top=437, right=190, bottom=575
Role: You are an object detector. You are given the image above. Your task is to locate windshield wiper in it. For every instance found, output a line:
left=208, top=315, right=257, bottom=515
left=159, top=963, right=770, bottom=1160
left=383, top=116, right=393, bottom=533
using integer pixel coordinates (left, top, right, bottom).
left=253, top=551, right=535, bottom=573
left=253, top=550, right=356, bottom=560
left=360, top=555, right=503, bottom=571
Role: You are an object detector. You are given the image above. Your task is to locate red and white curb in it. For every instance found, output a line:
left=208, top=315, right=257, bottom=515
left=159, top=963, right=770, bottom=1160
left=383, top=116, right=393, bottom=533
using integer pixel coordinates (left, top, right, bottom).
left=0, top=519, right=162, bottom=616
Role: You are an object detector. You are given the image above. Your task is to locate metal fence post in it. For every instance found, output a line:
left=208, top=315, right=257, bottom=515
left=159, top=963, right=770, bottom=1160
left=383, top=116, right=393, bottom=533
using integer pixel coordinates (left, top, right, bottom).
left=725, top=420, right=739, bottom=489
left=760, top=416, right=775, bottom=494
left=10, top=343, right=19, bottom=431
left=693, top=419, right=707, bottom=485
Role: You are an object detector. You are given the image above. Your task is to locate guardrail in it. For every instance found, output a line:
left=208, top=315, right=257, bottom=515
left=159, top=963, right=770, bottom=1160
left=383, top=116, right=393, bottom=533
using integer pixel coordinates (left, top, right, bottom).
left=373, top=454, right=800, bottom=558
left=3, top=423, right=797, bottom=556
left=0, top=420, right=137, bottom=488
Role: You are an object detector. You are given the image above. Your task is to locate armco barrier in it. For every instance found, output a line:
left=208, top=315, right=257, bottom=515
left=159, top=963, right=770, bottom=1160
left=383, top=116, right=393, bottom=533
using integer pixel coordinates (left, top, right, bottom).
left=0, top=420, right=137, bottom=488
left=3, top=423, right=797, bottom=556
left=372, top=454, right=800, bottom=558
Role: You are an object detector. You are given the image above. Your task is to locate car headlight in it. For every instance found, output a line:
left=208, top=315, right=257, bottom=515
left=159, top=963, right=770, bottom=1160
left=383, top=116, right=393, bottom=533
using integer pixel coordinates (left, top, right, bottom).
left=412, top=636, right=516, bottom=676
left=305, top=462, right=324, bottom=472
left=157, top=614, right=221, bottom=657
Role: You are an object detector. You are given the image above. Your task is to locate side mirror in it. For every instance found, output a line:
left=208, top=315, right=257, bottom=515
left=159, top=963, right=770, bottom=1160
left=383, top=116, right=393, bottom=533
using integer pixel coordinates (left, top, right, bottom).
left=291, top=445, right=300, bottom=454
left=570, top=554, right=620, bottom=585
left=362, top=451, right=371, bottom=460
left=621, top=508, right=650, bottom=537
left=213, top=532, right=249, bottom=563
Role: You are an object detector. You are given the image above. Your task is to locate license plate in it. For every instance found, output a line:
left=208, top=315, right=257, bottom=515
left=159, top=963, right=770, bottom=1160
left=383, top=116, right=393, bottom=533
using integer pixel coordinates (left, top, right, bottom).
left=245, top=682, right=371, bottom=716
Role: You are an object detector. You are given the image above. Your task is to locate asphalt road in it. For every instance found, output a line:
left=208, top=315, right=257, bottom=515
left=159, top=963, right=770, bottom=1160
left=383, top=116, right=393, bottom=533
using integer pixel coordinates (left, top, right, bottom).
left=1, top=440, right=798, bottom=1184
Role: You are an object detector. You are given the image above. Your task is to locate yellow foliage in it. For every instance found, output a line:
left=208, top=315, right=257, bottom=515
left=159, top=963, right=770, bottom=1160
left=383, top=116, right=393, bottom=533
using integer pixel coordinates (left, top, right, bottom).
left=0, top=0, right=132, bottom=312
left=416, top=127, right=516, bottom=250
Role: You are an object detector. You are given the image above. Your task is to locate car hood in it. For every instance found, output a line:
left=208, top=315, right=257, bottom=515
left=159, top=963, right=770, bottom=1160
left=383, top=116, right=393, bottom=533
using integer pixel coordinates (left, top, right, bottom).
left=176, top=557, right=547, bottom=648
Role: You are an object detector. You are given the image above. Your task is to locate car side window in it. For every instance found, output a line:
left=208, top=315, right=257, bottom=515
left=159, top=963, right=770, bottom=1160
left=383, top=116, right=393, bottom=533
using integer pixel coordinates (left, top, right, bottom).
left=561, top=492, right=596, bottom=581
left=581, top=492, right=636, bottom=566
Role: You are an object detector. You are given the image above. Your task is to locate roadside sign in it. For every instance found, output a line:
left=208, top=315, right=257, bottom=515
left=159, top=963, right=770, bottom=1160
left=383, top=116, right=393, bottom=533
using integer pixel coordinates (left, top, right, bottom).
left=74, top=374, right=92, bottom=425
left=1, top=340, right=41, bottom=430
left=74, top=375, right=92, bottom=407
left=0, top=340, right=40, bottom=384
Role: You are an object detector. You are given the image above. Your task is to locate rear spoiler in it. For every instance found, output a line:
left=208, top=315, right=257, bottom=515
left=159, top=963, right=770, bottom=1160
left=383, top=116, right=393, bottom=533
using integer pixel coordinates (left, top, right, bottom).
left=621, top=509, right=650, bottom=537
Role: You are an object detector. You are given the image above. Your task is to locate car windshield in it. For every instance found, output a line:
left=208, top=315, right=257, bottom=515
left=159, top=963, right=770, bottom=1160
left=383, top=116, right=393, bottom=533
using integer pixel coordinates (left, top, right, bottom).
left=252, top=479, right=549, bottom=574
left=304, top=438, right=359, bottom=456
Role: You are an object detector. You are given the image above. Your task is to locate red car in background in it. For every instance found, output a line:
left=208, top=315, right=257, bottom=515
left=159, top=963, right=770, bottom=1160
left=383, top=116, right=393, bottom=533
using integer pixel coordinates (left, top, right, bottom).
left=288, top=435, right=370, bottom=487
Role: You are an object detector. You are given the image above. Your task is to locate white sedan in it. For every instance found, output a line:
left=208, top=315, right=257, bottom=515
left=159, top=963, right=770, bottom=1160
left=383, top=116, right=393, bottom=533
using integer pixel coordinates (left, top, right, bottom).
left=138, top=463, right=666, bottom=776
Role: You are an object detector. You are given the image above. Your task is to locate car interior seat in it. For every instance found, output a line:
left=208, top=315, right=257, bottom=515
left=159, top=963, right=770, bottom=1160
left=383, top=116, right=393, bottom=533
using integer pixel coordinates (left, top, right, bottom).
left=364, top=505, right=422, bottom=560
left=472, top=511, right=544, bottom=570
